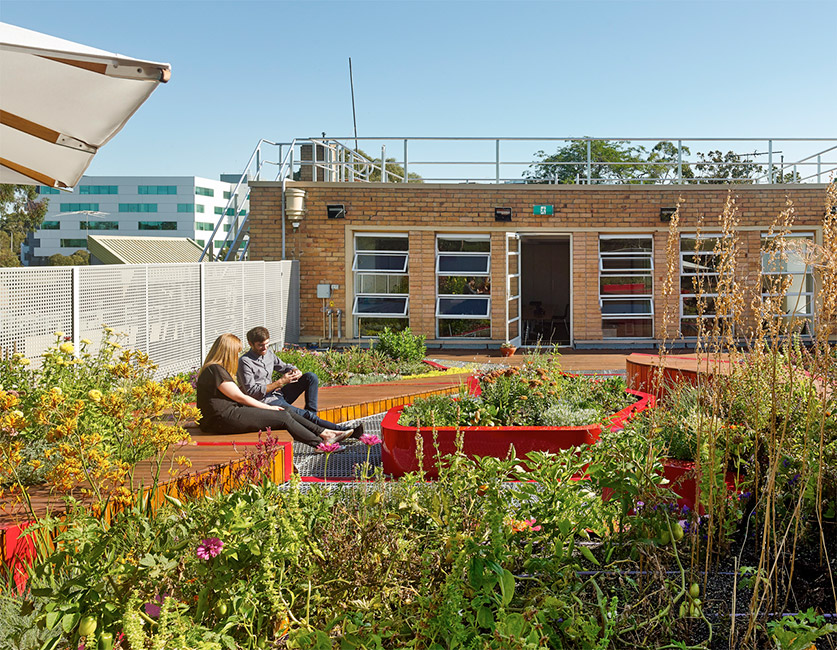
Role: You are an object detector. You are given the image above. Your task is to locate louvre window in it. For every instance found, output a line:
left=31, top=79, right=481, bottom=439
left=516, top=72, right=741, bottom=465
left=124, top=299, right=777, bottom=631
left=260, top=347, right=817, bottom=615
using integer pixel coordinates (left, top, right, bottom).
left=599, top=236, right=653, bottom=338
left=436, top=235, right=491, bottom=338
left=680, top=234, right=726, bottom=337
left=761, top=232, right=815, bottom=332
left=352, top=233, right=409, bottom=337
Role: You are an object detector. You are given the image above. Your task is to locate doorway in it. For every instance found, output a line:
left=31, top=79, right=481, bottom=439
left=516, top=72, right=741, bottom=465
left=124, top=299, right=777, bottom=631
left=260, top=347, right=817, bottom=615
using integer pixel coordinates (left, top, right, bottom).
left=520, top=235, right=571, bottom=347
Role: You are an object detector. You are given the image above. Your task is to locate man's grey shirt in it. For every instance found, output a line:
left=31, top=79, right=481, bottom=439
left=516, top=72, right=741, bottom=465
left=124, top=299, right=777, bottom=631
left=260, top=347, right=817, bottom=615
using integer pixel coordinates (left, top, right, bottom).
left=237, top=349, right=297, bottom=400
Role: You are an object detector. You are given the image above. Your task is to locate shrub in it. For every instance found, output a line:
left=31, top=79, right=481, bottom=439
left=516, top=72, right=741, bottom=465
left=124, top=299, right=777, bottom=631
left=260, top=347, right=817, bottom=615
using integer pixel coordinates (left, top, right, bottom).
left=374, top=326, right=426, bottom=362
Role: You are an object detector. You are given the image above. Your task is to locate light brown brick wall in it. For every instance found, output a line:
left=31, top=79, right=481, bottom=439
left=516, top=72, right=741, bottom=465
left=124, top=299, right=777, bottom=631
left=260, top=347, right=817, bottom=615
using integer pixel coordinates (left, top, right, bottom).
left=248, top=182, right=830, bottom=344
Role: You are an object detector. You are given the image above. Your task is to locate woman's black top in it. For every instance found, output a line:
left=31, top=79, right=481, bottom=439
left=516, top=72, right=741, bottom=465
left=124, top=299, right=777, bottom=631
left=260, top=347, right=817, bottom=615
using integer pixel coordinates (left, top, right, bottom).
left=196, top=364, right=240, bottom=432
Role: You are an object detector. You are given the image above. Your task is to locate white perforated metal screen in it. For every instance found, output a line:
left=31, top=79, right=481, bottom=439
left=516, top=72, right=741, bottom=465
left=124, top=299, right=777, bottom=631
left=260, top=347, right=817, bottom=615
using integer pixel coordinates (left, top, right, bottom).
left=0, top=261, right=299, bottom=377
left=0, top=267, right=73, bottom=365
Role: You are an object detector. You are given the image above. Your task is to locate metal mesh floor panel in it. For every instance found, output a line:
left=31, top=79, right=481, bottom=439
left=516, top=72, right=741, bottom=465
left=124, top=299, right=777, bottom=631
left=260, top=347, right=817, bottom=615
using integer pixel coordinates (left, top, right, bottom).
left=293, top=412, right=385, bottom=479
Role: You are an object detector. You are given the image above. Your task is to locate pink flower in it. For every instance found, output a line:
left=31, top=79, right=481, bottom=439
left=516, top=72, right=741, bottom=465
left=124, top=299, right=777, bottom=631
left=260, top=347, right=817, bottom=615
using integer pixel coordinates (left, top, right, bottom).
left=196, top=537, right=223, bottom=560
left=524, top=518, right=542, bottom=532
left=359, top=433, right=382, bottom=446
left=317, top=442, right=342, bottom=453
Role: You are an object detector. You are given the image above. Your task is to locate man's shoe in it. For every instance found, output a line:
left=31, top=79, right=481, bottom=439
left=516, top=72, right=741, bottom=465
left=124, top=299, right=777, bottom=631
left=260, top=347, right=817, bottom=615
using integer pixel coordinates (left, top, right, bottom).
left=350, top=422, right=364, bottom=439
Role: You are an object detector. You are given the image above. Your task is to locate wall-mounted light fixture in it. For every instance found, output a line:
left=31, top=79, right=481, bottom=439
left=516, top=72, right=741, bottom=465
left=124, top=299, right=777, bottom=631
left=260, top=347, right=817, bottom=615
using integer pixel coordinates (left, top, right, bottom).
left=285, top=187, right=306, bottom=228
left=494, top=207, right=512, bottom=222
left=327, top=204, right=346, bottom=219
left=660, top=207, right=677, bottom=222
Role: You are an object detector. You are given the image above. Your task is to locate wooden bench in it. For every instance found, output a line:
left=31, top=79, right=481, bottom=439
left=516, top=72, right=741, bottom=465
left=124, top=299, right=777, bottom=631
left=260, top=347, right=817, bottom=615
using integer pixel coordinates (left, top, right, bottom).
left=183, top=424, right=294, bottom=446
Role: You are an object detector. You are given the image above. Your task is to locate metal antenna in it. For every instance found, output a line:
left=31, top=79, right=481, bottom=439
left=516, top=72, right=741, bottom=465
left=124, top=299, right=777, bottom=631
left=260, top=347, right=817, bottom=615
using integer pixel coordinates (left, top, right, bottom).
left=349, top=57, right=358, bottom=152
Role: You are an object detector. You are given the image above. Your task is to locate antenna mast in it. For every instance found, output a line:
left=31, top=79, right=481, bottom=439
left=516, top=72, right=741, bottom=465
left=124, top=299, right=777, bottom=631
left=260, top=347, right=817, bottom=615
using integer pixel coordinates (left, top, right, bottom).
left=349, top=57, right=358, bottom=152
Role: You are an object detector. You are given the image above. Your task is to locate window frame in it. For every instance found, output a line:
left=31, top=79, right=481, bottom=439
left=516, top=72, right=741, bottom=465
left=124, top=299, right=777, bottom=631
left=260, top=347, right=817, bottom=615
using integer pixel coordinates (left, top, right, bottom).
left=352, top=233, right=410, bottom=335
left=599, top=235, right=654, bottom=339
left=679, top=233, right=729, bottom=334
left=760, top=231, right=815, bottom=324
left=435, top=234, right=491, bottom=338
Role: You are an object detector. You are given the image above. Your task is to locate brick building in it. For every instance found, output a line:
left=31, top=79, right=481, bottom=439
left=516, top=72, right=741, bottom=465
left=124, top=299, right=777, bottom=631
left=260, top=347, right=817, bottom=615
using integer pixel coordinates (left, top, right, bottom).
left=247, top=179, right=831, bottom=348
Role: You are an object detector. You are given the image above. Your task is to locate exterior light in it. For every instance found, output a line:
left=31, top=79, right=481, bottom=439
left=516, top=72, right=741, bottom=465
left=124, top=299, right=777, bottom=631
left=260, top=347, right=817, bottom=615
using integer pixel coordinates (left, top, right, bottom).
left=495, top=207, right=512, bottom=222
left=285, top=187, right=306, bottom=228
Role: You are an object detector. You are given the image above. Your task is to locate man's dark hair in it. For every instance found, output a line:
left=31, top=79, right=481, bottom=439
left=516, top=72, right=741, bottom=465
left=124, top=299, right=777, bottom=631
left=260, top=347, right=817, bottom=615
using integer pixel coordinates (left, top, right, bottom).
left=246, top=326, right=270, bottom=346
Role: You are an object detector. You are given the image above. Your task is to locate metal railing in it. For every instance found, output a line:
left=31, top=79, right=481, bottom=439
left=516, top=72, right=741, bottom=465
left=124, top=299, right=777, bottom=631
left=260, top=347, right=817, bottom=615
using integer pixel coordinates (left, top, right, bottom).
left=198, top=137, right=836, bottom=261
left=0, top=261, right=299, bottom=377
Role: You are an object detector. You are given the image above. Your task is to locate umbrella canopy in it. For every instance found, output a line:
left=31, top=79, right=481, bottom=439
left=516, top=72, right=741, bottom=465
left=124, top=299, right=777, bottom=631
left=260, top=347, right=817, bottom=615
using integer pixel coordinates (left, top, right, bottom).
left=0, top=22, right=170, bottom=189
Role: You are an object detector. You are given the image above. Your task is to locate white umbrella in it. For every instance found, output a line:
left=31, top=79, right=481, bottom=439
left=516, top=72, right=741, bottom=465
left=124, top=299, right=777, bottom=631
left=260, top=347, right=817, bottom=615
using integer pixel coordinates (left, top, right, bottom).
left=0, top=22, right=170, bottom=189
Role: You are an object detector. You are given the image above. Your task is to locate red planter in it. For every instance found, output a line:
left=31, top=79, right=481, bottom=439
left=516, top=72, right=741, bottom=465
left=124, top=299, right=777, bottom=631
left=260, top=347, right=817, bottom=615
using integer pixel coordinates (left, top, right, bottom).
left=662, top=459, right=739, bottom=512
left=381, top=389, right=655, bottom=479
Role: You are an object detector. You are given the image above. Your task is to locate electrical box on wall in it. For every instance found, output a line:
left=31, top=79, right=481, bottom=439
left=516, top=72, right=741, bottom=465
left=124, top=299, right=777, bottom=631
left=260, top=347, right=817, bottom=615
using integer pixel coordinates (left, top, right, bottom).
left=316, top=284, right=332, bottom=298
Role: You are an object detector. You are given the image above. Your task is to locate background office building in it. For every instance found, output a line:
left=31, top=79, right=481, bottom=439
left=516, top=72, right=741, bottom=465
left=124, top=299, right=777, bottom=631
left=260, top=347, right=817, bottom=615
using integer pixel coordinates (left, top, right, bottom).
left=24, top=175, right=246, bottom=265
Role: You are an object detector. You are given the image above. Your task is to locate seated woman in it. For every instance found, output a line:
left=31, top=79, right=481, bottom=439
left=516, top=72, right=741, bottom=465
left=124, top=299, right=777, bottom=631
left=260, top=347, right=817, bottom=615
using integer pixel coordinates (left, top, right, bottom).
left=196, top=333, right=351, bottom=449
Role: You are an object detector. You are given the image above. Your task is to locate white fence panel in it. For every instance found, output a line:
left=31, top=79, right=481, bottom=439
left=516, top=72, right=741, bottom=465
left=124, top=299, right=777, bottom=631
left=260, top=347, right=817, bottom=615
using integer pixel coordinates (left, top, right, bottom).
left=0, top=261, right=299, bottom=377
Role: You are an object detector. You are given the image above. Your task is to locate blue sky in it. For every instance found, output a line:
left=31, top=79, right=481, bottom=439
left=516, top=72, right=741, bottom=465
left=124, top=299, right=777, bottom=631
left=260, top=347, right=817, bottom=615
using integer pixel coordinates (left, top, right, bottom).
left=3, top=0, right=835, bottom=180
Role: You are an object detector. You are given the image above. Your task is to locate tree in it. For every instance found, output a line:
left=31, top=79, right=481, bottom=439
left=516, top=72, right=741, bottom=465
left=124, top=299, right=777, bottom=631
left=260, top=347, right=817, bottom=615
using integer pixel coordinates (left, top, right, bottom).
left=0, top=184, right=49, bottom=266
left=356, top=150, right=423, bottom=183
left=48, top=249, right=90, bottom=266
left=524, top=139, right=648, bottom=184
left=693, top=150, right=765, bottom=184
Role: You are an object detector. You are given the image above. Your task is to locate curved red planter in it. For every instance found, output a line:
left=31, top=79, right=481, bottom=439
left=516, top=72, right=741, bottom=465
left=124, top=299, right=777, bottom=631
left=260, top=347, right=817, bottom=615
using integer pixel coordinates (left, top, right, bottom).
left=662, top=459, right=739, bottom=513
left=381, top=389, right=655, bottom=479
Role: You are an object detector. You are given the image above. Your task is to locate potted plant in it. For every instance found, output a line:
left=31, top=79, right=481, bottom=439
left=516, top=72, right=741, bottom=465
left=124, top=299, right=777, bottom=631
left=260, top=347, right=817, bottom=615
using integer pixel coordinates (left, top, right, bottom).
left=499, top=341, right=517, bottom=357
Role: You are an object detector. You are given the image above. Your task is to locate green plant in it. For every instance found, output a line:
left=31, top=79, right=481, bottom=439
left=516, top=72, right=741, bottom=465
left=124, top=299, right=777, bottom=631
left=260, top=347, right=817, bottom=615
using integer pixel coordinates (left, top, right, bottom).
left=373, top=326, right=426, bottom=362
left=767, top=608, right=837, bottom=650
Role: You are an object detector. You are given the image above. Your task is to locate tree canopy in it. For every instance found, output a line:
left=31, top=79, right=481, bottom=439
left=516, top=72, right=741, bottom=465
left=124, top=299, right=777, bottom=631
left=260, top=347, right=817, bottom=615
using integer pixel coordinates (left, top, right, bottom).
left=0, top=184, right=49, bottom=267
left=523, top=140, right=792, bottom=185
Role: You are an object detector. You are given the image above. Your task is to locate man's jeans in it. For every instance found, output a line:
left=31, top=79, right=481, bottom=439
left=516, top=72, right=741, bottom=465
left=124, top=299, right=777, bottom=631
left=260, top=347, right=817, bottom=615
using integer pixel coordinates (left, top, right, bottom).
left=263, top=371, right=346, bottom=430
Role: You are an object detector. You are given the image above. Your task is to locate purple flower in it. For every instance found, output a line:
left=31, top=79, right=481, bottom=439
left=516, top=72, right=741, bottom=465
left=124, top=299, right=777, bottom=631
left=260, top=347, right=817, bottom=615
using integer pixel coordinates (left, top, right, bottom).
left=359, top=433, right=382, bottom=446
left=317, top=442, right=342, bottom=453
left=196, top=537, right=224, bottom=560
left=144, top=593, right=167, bottom=619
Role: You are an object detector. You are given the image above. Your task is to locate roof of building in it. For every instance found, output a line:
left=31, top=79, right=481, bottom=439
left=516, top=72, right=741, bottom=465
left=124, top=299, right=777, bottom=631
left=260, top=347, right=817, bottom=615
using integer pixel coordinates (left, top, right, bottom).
left=87, top=235, right=204, bottom=264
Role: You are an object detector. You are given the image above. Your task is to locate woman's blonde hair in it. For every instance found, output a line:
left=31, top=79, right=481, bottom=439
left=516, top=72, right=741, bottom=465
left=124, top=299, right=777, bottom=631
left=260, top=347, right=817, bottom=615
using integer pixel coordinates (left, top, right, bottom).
left=201, top=333, right=242, bottom=378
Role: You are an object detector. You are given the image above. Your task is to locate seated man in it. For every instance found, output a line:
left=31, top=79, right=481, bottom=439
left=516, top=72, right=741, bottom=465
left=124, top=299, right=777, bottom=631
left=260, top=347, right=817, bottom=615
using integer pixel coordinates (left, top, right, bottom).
left=237, top=326, right=361, bottom=436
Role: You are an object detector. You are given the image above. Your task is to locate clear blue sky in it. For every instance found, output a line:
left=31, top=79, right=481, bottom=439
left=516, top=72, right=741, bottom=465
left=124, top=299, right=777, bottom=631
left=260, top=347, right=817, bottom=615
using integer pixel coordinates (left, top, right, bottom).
left=3, top=0, right=835, bottom=180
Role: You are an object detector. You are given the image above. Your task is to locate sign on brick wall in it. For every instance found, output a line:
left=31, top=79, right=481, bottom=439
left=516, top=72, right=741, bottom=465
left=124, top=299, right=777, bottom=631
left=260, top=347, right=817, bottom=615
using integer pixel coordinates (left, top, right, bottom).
left=533, top=204, right=553, bottom=215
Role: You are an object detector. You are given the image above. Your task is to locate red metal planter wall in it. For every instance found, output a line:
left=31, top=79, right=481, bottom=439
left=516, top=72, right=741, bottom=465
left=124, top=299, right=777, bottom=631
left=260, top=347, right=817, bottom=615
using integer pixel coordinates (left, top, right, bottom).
left=381, top=389, right=655, bottom=479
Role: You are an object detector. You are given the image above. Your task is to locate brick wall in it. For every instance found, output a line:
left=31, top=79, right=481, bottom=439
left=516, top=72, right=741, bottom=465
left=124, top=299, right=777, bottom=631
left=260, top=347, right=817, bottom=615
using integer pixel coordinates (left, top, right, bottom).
left=248, top=182, right=831, bottom=345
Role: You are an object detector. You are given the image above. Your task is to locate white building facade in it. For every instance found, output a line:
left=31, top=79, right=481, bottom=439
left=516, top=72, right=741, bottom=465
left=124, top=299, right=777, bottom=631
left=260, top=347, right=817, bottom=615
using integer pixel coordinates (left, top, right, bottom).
left=24, top=175, right=246, bottom=264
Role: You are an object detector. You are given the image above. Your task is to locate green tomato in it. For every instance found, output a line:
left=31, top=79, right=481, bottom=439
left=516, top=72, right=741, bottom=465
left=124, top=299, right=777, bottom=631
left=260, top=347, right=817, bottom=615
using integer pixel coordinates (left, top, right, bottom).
left=678, top=603, right=687, bottom=618
left=214, top=600, right=228, bottom=617
left=672, top=524, right=684, bottom=541
left=256, top=637, right=268, bottom=649
left=689, top=582, right=700, bottom=599
left=98, top=632, right=114, bottom=650
left=657, top=529, right=670, bottom=546
left=78, top=615, right=97, bottom=637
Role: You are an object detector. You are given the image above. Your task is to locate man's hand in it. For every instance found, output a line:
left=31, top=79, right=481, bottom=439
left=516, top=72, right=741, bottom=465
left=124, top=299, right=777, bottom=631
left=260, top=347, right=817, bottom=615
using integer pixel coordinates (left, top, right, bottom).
left=285, top=369, right=302, bottom=383
left=266, top=369, right=301, bottom=393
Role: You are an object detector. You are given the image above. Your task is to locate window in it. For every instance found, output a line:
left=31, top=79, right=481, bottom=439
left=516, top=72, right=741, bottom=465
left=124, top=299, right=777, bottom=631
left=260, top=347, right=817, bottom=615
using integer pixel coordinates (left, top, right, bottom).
left=680, top=234, right=726, bottom=337
left=195, top=222, right=215, bottom=231
left=223, top=191, right=231, bottom=199
left=138, top=221, right=177, bottom=230
left=139, top=185, right=176, bottom=194
left=599, top=236, right=653, bottom=338
left=214, top=207, right=223, bottom=215
left=436, top=235, right=491, bottom=338
left=178, top=204, right=195, bottom=213
left=79, top=185, right=118, bottom=194
left=41, top=221, right=60, bottom=230
left=761, top=232, right=815, bottom=332
left=196, top=204, right=205, bottom=213
left=39, top=186, right=60, bottom=194
left=352, top=234, right=409, bottom=337
left=214, top=207, right=235, bottom=216
left=80, top=221, right=118, bottom=230
left=60, top=203, right=99, bottom=212
left=196, top=240, right=205, bottom=248
left=239, top=210, right=247, bottom=216
left=196, top=187, right=214, bottom=197
left=119, top=203, right=158, bottom=213
left=223, top=224, right=231, bottom=232
left=61, top=239, right=87, bottom=247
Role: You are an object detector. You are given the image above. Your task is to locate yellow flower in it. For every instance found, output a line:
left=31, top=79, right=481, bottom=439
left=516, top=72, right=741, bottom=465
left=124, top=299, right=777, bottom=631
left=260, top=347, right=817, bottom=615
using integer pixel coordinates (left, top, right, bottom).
left=51, top=387, right=63, bottom=396
left=54, top=331, right=65, bottom=337
left=17, top=357, right=31, bottom=366
left=80, top=338, right=92, bottom=345
left=88, top=389, right=103, bottom=402
left=59, top=342, right=74, bottom=354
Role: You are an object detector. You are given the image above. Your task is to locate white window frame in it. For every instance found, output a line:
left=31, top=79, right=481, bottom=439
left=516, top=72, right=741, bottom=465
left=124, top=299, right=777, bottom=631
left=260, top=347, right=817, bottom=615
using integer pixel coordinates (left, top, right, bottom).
left=435, top=234, right=491, bottom=336
left=679, top=233, right=730, bottom=335
left=598, top=235, right=654, bottom=338
left=352, top=233, right=409, bottom=330
left=760, top=231, right=815, bottom=324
